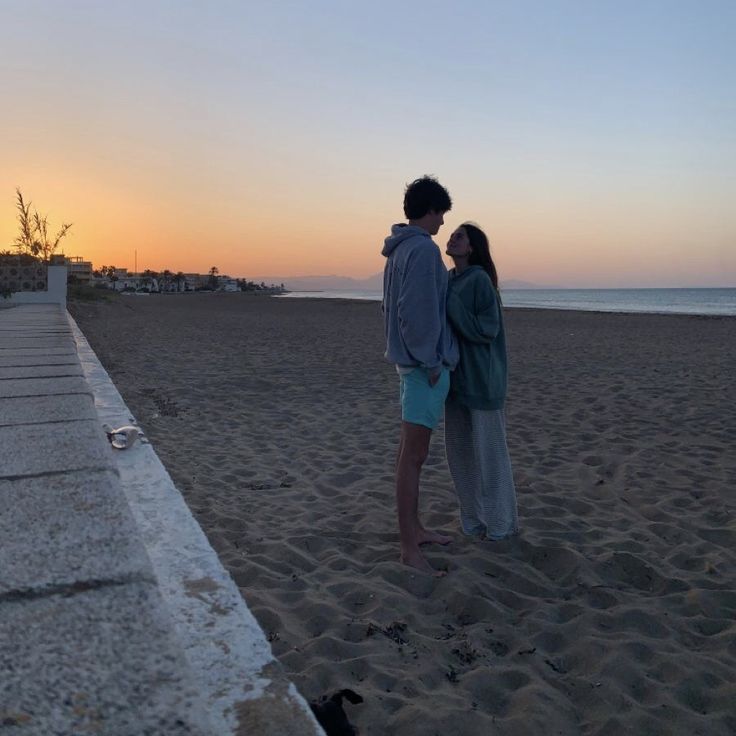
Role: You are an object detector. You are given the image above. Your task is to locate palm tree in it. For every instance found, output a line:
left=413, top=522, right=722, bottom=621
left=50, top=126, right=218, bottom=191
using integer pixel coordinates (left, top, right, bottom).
left=101, top=265, right=118, bottom=289
left=141, top=269, right=156, bottom=292
left=208, top=266, right=219, bottom=290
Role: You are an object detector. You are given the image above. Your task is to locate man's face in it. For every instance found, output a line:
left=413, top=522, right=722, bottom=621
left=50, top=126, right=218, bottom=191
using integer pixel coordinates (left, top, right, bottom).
left=427, top=210, right=445, bottom=235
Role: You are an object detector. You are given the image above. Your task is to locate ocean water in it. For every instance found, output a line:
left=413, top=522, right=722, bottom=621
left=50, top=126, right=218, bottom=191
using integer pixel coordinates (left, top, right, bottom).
left=278, top=288, right=736, bottom=316
left=500, top=288, right=736, bottom=316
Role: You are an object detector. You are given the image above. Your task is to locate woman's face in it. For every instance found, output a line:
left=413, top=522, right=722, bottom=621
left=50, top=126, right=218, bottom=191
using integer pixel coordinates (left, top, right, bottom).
left=446, top=227, right=471, bottom=258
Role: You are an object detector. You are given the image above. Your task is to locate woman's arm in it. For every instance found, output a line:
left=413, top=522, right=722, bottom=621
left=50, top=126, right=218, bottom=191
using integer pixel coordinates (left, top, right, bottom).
left=448, top=274, right=500, bottom=344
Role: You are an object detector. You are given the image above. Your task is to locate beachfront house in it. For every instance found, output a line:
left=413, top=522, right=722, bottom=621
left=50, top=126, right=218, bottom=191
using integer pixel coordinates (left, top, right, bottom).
left=111, top=269, right=140, bottom=292
left=220, top=278, right=239, bottom=292
left=64, top=256, right=93, bottom=283
left=90, top=269, right=250, bottom=293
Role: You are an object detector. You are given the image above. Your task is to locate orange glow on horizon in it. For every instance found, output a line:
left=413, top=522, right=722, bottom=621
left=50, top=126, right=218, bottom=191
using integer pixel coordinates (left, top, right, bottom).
left=1, top=146, right=734, bottom=287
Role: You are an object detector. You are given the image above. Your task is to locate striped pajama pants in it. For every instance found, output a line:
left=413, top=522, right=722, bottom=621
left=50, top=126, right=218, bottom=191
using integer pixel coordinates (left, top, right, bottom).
left=444, top=399, right=519, bottom=540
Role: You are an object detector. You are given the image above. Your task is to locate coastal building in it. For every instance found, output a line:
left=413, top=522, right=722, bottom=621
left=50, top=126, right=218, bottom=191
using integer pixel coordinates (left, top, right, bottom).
left=65, top=256, right=93, bottom=283
left=182, top=274, right=199, bottom=291
left=104, top=269, right=141, bottom=292
left=220, top=278, right=239, bottom=292
left=91, top=269, right=254, bottom=293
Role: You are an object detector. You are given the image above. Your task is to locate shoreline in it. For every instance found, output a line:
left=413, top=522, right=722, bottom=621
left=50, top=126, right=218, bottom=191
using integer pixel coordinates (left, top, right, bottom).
left=275, top=293, right=736, bottom=319
left=69, top=294, right=736, bottom=736
left=274, top=291, right=736, bottom=318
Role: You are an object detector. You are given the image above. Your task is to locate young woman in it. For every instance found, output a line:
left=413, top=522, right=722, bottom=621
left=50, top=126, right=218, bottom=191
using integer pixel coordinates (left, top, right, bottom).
left=444, top=223, right=518, bottom=540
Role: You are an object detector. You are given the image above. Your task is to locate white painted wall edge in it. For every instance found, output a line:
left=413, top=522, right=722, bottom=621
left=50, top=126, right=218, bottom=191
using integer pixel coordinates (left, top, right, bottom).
left=7, top=265, right=67, bottom=307
left=67, top=311, right=324, bottom=735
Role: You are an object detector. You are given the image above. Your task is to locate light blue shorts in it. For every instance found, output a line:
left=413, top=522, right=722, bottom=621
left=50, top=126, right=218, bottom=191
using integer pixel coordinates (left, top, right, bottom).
left=399, top=367, right=450, bottom=429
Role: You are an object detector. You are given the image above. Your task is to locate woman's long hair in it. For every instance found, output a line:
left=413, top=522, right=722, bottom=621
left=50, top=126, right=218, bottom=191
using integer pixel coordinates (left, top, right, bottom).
left=463, top=222, right=499, bottom=291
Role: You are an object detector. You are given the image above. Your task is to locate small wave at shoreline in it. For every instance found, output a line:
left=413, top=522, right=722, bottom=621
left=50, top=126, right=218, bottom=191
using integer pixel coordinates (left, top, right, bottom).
left=278, top=288, right=736, bottom=316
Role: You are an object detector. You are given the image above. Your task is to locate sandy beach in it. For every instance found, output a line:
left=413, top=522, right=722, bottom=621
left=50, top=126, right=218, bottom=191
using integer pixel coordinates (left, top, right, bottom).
left=68, top=293, right=736, bottom=736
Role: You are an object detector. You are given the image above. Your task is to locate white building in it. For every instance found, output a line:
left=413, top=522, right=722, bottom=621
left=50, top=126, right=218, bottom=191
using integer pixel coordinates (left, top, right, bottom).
left=220, top=278, right=239, bottom=292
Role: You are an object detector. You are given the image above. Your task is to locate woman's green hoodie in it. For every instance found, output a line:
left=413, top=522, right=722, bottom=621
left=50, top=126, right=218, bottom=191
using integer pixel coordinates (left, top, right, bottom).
left=446, top=265, right=507, bottom=410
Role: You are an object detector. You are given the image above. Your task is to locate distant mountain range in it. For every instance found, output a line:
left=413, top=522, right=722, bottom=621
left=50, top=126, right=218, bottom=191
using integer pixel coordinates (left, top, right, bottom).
left=255, top=273, right=554, bottom=291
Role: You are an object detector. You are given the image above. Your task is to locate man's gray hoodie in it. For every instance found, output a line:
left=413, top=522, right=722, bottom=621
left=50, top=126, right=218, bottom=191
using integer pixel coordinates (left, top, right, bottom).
left=382, top=224, right=458, bottom=373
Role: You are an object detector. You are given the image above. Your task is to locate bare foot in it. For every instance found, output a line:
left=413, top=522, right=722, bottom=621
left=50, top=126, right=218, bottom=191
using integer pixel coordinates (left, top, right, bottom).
left=418, top=528, right=453, bottom=546
left=400, top=547, right=447, bottom=577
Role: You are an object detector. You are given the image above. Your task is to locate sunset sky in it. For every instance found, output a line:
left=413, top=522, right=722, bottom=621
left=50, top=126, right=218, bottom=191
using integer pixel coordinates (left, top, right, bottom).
left=1, top=1, right=734, bottom=287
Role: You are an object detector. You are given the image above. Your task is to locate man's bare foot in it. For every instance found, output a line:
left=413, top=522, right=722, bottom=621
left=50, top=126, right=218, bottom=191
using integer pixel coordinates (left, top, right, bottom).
left=418, top=528, right=453, bottom=546
left=400, top=547, right=447, bottom=577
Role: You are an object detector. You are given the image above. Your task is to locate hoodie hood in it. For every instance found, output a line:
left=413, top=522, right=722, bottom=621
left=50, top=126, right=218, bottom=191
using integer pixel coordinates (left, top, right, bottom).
left=381, top=224, right=430, bottom=257
left=449, top=265, right=486, bottom=282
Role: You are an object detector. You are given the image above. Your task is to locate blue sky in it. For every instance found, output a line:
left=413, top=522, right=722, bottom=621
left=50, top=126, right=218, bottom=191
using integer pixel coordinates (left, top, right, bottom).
left=1, top=0, right=734, bottom=285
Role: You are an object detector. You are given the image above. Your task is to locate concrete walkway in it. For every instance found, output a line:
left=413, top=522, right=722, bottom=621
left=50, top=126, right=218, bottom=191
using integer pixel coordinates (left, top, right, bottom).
left=0, top=303, right=322, bottom=735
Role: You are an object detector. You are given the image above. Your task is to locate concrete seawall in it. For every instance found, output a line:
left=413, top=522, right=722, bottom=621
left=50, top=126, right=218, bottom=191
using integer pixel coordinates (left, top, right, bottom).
left=0, top=303, right=323, bottom=735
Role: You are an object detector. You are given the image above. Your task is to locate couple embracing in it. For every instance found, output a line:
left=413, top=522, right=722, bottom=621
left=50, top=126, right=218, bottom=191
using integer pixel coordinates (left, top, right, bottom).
left=382, top=175, right=518, bottom=576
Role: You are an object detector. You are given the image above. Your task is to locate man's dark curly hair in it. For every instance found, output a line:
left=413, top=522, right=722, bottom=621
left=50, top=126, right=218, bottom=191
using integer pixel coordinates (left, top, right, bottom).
left=403, top=176, right=452, bottom=220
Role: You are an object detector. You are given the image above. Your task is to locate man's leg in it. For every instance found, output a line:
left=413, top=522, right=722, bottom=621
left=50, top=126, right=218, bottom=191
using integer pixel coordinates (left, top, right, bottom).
left=396, top=421, right=447, bottom=576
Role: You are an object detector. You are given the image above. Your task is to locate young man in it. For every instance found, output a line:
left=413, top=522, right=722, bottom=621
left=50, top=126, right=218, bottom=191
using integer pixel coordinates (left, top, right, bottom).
left=381, top=176, right=458, bottom=576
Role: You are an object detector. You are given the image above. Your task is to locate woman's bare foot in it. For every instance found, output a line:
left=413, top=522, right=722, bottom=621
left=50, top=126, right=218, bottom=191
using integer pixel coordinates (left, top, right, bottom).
left=418, top=528, right=453, bottom=546
left=400, top=547, right=447, bottom=577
